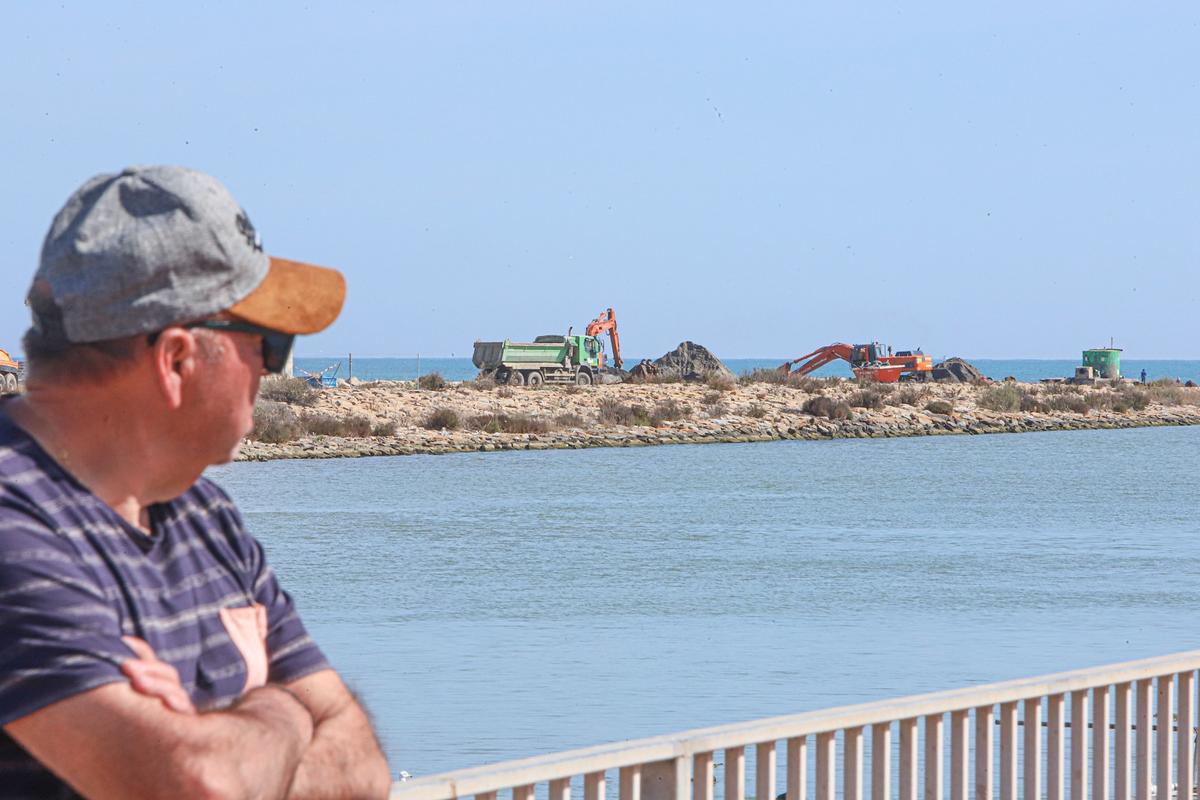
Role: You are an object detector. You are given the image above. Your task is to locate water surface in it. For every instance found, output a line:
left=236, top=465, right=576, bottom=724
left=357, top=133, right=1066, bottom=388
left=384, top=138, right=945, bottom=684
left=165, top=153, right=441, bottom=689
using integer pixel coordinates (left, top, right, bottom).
left=209, top=427, right=1200, bottom=775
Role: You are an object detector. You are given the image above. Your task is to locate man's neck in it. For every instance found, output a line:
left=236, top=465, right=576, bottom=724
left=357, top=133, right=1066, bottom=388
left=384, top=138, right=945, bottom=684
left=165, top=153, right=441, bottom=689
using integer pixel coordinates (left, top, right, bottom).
left=7, top=390, right=177, bottom=533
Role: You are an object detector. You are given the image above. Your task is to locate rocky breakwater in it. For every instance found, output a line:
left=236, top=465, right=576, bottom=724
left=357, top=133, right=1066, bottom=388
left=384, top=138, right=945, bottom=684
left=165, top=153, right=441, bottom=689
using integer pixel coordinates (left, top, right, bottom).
left=237, top=374, right=1200, bottom=461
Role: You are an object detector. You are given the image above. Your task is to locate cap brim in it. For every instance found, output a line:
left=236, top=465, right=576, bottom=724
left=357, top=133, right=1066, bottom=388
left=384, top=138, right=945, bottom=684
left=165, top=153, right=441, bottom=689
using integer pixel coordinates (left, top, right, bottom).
left=228, top=256, right=346, bottom=335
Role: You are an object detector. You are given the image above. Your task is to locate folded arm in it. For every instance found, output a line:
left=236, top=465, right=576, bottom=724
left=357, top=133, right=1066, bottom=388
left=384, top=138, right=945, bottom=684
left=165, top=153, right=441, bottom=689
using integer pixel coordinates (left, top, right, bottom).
left=284, top=668, right=392, bottom=799
left=5, top=679, right=314, bottom=800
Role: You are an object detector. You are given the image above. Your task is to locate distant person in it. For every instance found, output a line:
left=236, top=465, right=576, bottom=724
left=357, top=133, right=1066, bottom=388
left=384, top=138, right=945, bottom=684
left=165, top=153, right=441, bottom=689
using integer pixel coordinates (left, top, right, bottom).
left=0, top=166, right=391, bottom=798
left=1141, top=369, right=1147, bottom=384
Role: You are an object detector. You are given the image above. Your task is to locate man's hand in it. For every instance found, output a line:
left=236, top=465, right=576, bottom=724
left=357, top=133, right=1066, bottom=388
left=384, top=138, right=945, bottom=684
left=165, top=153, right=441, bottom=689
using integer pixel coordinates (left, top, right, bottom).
left=120, top=636, right=196, bottom=715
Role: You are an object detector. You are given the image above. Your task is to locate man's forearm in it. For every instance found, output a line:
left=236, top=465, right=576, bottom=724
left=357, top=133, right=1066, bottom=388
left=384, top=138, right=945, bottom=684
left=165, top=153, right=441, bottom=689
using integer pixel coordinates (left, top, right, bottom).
left=184, top=684, right=316, bottom=800
left=286, top=700, right=391, bottom=800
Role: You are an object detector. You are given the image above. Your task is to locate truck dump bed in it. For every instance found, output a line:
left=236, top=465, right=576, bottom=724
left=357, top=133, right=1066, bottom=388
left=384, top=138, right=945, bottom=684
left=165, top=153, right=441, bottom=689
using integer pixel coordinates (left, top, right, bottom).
left=472, top=339, right=570, bottom=369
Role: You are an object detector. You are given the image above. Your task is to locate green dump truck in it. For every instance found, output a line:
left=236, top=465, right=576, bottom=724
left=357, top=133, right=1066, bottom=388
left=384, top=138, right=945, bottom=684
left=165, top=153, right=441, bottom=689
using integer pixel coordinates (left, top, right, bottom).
left=472, top=334, right=604, bottom=386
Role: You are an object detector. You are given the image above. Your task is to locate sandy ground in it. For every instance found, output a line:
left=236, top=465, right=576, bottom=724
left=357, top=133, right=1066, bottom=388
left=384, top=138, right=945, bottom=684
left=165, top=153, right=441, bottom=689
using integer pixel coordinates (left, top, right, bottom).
left=237, top=377, right=1200, bottom=461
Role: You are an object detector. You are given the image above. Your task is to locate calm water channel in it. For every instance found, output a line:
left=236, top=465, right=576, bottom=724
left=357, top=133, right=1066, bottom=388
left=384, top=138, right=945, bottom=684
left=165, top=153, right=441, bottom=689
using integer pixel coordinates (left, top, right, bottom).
left=209, top=427, right=1200, bottom=777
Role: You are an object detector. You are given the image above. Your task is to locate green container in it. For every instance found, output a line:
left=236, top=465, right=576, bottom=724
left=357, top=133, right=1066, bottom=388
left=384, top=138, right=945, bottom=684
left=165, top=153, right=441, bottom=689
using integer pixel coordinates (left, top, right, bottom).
left=1082, top=348, right=1121, bottom=379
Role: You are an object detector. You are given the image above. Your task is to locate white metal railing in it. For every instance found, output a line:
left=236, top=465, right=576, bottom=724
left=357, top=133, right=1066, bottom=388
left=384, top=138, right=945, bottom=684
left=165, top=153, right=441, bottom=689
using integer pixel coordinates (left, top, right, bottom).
left=389, top=650, right=1200, bottom=800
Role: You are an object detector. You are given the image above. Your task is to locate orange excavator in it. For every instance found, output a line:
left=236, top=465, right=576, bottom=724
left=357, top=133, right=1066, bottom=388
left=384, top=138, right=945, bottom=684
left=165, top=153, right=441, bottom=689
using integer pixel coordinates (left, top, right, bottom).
left=585, top=308, right=623, bottom=370
left=779, top=342, right=933, bottom=383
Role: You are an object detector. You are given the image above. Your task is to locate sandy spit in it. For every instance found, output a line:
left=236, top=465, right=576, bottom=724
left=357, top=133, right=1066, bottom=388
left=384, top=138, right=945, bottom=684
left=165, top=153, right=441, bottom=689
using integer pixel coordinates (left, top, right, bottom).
left=236, top=379, right=1200, bottom=462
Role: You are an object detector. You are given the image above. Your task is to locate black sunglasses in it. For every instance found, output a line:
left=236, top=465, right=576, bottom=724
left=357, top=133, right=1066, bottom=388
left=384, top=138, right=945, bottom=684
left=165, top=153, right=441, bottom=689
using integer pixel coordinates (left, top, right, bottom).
left=181, top=320, right=295, bottom=374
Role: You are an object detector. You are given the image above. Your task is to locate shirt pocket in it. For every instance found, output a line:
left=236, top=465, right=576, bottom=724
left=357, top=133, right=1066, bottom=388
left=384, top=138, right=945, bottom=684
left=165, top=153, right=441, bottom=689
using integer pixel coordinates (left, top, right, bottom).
left=218, top=603, right=269, bottom=694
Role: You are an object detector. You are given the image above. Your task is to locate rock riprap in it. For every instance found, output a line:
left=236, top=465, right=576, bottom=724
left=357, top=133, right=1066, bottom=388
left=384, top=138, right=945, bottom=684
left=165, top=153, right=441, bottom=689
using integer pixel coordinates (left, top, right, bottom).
left=652, top=342, right=735, bottom=379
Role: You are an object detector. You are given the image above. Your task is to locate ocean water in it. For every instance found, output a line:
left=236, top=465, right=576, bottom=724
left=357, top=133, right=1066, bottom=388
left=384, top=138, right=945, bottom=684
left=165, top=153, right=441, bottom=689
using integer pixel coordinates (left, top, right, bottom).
left=208, top=425, right=1200, bottom=778
left=294, top=356, right=1200, bottom=384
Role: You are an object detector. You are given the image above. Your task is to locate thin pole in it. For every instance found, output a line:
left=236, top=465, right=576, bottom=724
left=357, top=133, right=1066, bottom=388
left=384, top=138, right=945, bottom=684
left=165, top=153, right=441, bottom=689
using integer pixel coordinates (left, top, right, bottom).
left=349, top=352, right=353, bottom=380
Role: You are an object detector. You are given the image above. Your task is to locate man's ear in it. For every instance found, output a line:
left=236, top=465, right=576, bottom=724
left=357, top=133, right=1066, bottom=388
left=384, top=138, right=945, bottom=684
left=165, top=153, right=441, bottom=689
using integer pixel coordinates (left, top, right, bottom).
left=150, top=329, right=198, bottom=410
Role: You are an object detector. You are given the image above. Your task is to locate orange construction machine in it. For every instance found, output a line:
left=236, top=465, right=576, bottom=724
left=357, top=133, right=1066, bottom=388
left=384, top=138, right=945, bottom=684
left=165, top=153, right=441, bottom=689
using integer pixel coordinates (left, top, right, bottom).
left=0, top=348, right=20, bottom=393
left=779, top=342, right=933, bottom=383
left=585, top=308, right=623, bottom=370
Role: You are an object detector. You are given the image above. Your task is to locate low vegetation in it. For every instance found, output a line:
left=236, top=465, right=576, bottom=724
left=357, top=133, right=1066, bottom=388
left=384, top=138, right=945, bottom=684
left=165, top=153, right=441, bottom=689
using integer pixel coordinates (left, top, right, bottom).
left=802, top=396, right=850, bottom=420
left=925, top=400, right=954, bottom=415
left=251, top=402, right=382, bottom=442
left=417, top=372, right=447, bottom=390
left=258, top=376, right=319, bottom=407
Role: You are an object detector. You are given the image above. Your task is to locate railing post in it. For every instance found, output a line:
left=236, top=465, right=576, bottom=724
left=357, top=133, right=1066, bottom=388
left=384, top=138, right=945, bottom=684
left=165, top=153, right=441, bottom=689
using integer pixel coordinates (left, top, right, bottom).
left=622, top=765, right=643, bottom=800
left=976, top=705, right=995, bottom=800
left=1071, top=690, right=1088, bottom=800
left=1137, top=680, right=1152, bottom=800
left=758, top=742, right=777, bottom=800
left=873, top=723, right=892, bottom=800
left=725, top=746, right=745, bottom=800
left=514, top=785, right=536, bottom=800
left=551, top=777, right=572, bottom=800
left=925, top=714, right=944, bottom=800
left=1156, top=675, right=1173, bottom=800
left=816, top=732, right=836, bottom=800
left=1024, top=698, right=1042, bottom=800
left=1000, top=702, right=1018, bottom=800
left=586, top=771, right=606, bottom=800
left=1116, top=681, right=1133, bottom=800
left=787, top=737, right=808, bottom=800
left=1048, top=693, right=1065, bottom=800
left=950, top=711, right=968, bottom=800
left=845, top=727, right=864, bottom=800
left=690, top=755, right=710, bottom=800
left=641, top=758, right=690, bottom=800
left=900, top=718, right=918, bottom=800
left=1178, top=671, right=1195, bottom=800
left=1094, top=686, right=1111, bottom=800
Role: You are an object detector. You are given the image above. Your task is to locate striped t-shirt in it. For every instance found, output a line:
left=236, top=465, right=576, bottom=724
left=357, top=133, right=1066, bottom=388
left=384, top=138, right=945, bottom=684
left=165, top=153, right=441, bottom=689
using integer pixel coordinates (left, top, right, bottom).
left=0, top=406, right=328, bottom=799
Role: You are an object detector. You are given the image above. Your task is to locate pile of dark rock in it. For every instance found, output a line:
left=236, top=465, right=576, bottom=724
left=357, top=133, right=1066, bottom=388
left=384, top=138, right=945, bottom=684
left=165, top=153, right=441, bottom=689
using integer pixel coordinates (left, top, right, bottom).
left=931, top=357, right=985, bottom=383
left=652, top=342, right=735, bottom=381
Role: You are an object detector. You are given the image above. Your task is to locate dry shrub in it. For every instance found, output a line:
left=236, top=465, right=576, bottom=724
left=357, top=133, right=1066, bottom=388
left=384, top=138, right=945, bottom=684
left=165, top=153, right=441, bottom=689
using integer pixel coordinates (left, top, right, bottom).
left=977, top=384, right=1021, bottom=412
left=555, top=412, right=585, bottom=428
left=740, top=368, right=825, bottom=392
left=703, top=391, right=723, bottom=405
left=472, top=373, right=498, bottom=390
left=562, top=384, right=582, bottom=395
left=1020, top=394, right=1049, bottom=413
left=1111, top=387, right=1149, bottom=413
left=424, top=407, right=460, bottom=430
left=469, top=413, right=554, bottom=434
left=496, top=386, right=513, bottom=399
left=1042, top=382, right=1082, bottom=395
left=303, top=412, right=372, bottom=437
left=251, top=402, right=302, bottom=443
left=371, top=420, right=398, bottom=437
left=849, top=390, right=884, bottom=410
left=598, top=398, right=652, bottom=426
left=746, top=404, right=767, bottom=419
left=892, top=387, right=928, bottom=406
left=704, top=402, right=728, bottom=418
left=704, top=373, right=736, bottom=392
left=1045, top=394, right=1088, bottom=414
left=642, top=373, right=682, bottom=384
left=258, top=376, right=319, bottom=407
left=651, top=399, right=690, bottom=424
left=1145, top=380, right=1190, bottom=405
left=417, top=372, right=447, bottom=390
left=925, top=400, right=954, bottom=415
left=803, top=396, right=850, bottom=420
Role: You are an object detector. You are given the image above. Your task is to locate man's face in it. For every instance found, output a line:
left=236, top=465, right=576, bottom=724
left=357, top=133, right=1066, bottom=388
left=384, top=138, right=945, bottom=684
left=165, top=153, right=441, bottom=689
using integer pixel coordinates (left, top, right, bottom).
left=187, top=327, right=266, bottom=465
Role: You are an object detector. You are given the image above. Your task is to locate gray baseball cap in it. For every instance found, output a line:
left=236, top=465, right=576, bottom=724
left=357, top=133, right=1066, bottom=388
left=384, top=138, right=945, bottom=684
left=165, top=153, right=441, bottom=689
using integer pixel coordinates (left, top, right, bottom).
left=29, top=165, right=345, bottom=344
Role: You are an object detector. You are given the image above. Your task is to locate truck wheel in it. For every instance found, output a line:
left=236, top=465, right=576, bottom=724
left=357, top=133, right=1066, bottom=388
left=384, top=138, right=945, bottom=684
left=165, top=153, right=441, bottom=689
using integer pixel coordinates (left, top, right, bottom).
left=3, top=373, right=14, bottom=393
left=526, top=371, right=544, bottom=388
left=575, top=371, right=592, bottom=386
left=507, top=370, right=525, bottom=386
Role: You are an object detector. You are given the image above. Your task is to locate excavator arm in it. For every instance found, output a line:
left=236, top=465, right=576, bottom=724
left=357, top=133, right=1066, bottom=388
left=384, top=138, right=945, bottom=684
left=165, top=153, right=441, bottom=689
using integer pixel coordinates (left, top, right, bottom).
left=585, top=308, right=623, bottom=369
left=778, top=343, right=855, bottom=376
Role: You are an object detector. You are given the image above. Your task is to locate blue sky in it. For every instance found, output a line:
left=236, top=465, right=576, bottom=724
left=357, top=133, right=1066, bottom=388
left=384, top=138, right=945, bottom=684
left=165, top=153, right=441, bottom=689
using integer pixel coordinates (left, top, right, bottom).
left=1, top=3, right=1196, bottom=359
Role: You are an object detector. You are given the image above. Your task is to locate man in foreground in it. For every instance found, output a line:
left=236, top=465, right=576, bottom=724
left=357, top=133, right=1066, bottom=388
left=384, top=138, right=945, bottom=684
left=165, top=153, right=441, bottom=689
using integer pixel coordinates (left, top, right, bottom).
left=0, top=166, right=391, bottom=798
